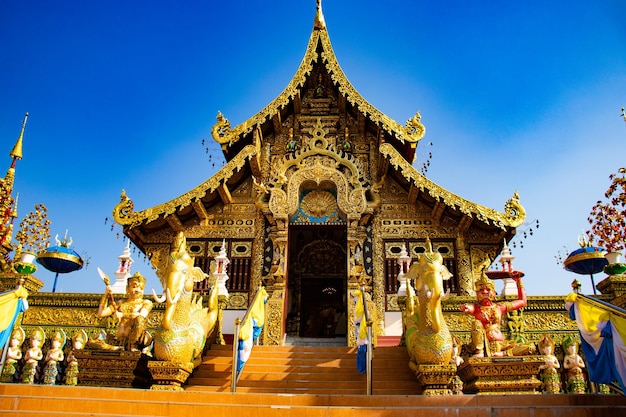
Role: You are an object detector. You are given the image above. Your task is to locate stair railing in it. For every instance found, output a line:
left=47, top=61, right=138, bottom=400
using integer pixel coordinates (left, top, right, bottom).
left=231, top=285, right=265, bottom=393
left=361, top=285, right=373, bottom=395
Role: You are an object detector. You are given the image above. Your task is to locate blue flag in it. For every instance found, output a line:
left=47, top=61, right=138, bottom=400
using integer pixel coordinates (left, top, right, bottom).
left=236, top=288, right=267, bottom=375
left=565, top=293, right=626, bottom=392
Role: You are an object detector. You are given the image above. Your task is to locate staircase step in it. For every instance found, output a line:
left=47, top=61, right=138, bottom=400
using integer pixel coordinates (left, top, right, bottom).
left=283, top=336, right=348, bottom=346
left=377, top=335, right=402, bottom=346
left=2, top=384, right=626, bottom=417
left=204, top=344, right=410, bottom=355
left=187, top=343, right=420, bottom=395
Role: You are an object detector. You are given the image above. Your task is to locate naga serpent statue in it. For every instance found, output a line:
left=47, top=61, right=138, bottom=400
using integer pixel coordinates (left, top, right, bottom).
left=404, top=239, right=453, bottom=367
left=152, top=232, right=219, bottom=366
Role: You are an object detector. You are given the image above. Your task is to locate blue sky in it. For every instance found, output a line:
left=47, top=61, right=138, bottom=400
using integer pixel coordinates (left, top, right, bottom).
left=1, top=0, right=625, bottom=295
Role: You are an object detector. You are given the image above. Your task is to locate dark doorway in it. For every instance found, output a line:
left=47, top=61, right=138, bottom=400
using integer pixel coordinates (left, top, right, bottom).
left=286, top=225, right=347, bottom=338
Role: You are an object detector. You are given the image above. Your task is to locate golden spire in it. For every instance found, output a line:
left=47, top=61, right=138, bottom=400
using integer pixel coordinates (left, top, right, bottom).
left=1, top=114, right=27, bottom=252
left=10, top=112, right=28, bottom=164
left=314, top=0, right=326, bottom=30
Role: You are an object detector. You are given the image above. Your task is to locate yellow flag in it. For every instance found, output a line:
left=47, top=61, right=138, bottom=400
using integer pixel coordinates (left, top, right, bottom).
left=239, top=287, right=267, bottom=341
left=0, top=287, right=28, bottom=332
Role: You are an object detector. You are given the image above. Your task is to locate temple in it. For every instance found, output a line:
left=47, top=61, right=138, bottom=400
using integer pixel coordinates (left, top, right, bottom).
left=2, top=1, right=626, bottom=415
left=112, top=0, right=525, bottom=344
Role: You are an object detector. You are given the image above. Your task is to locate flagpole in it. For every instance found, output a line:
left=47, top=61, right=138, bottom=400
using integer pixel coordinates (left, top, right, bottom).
left=231, top=317, right=241, bottom=393
left=361, top=286, right=373, bottom=396
left=0, top=331, right=11, bottom=378
left=230, top=285, right=265, bottom=393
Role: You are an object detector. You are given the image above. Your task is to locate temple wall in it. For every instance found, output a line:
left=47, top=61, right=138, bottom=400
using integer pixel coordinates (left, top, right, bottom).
left=376, top=176, right=504, bottom=297
left=13, top=291, right=583, bottom=351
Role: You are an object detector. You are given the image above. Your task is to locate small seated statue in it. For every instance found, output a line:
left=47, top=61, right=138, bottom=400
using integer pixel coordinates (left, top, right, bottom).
left=538, top=335, right=561, bottom=394
left=450, top=335, right=464, bottom=367
left=563, top=336, right=586, bottom=394
left=43, top=329, right=66, bottom=385
left=92, top=272, right=153, bottom=352
left=450, top=335, right=464, bottom=395
left=1, top=327, right=25, bottom=383
left=64, top=329, right=87, bottom=386
left=22, top=327, right=45, bottom=384
left=460, top=271, right=530, bottom=357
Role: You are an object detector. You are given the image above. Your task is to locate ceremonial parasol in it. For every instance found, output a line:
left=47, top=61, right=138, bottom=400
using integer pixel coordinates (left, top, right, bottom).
left=37, top=234, right=83, bottom=292
left=563, top=245, right=607, bottom=295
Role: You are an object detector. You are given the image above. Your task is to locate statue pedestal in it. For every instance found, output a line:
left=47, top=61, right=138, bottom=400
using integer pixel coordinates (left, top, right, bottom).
left=415, top=364, right=457, bottom=396
left=597, top=274, right=626, bottom=309
left=74, top=350, right=152, bottom=388
left=457, top=356, right=544, bottom=395
left=148, top=361, right=194, bottom=391
left=0, top=272, right=43, bottom=293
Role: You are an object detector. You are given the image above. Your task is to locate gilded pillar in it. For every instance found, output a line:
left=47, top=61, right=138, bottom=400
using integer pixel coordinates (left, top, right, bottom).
left=455, top=237, right=473, bottom=296
left=263, top=279, right=285, bottom=346
left=251, top=211, right=266, bottom=291
left=371, top=216, right=385, bottom=335
left=262, top=224, right=287, bottom=345
left=347, top=274, right=360, bottom=347
left=347, top=217, right=365, bottom=348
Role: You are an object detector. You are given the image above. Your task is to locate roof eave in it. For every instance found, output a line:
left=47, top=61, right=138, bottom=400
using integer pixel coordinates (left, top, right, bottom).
left=380, top=142, right=526, bottom=230
left=112, top=144, right=259, bottom=233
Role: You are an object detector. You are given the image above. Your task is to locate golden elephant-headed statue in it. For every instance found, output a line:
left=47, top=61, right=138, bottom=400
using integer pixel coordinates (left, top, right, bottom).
left=404, top=239, right=453, bottom=367
left=152, top=232, right=219, bottom=366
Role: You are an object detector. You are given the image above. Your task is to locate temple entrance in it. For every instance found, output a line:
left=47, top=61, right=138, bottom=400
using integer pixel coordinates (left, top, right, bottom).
left=286, top=224, right=347, bottom=338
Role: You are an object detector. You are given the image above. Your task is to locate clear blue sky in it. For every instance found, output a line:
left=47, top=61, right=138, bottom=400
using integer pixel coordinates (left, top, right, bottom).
left=1, top=0, right=625, bottom=295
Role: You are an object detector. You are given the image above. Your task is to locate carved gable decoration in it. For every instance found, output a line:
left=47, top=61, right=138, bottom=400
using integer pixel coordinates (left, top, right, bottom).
left=267, top=118, right=369, bottom=221
left=291, top=188, right=345, bottom=224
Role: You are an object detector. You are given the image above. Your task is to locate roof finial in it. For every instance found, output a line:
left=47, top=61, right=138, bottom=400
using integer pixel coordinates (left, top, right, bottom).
left=10, top=112, right=27, bottom=164
left=314, top=0, right=326, bottom=30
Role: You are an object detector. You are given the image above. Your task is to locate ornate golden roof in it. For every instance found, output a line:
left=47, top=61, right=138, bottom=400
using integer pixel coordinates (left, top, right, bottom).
left=114, top=2, right=524, bottom=234
left=114, top=2, right=423, bottom=230
left=210, top=1, right=425, bottom=152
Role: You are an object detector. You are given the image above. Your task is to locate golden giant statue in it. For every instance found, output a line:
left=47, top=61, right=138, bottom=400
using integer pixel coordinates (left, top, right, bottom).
left=96, top=272, right=154, bottom=352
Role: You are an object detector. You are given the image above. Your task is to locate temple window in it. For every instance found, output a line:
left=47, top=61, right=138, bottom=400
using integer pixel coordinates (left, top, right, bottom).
left=383, top=239, right=459, bottom=296
left=190, top=239, right=253, bottom=295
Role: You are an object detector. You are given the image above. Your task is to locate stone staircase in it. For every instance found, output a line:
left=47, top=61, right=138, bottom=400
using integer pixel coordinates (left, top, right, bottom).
left=2, top=383, right=626, bottom=417
left=3, top=340, right=626, bottom=416
left=185, top=343, right=421, bottom=395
